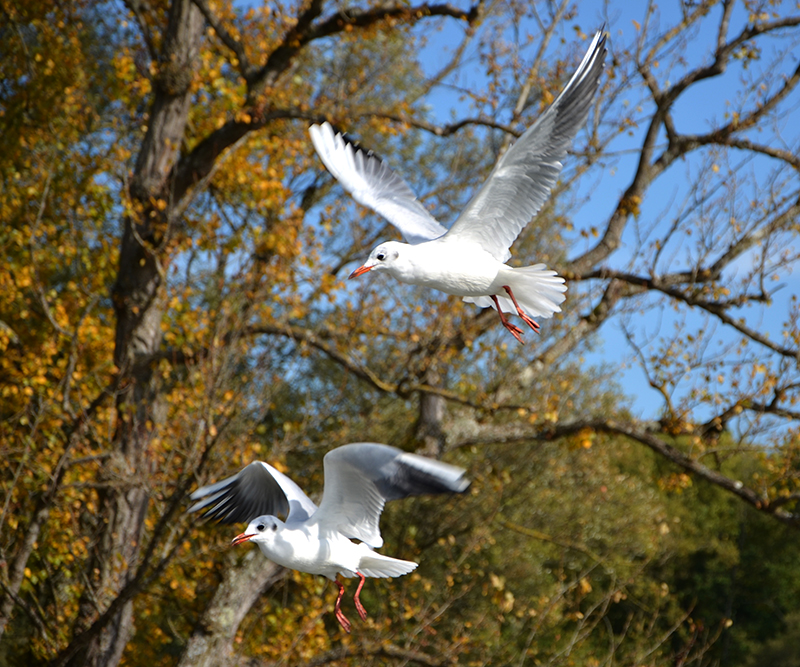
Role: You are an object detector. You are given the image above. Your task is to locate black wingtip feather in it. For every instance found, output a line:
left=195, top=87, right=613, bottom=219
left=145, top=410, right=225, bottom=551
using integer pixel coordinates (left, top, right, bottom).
left=323, top=122, right=387, bottom=164
left=188, top=462, right=291, bottom=525
left=378, top=456, right=471, bottom=501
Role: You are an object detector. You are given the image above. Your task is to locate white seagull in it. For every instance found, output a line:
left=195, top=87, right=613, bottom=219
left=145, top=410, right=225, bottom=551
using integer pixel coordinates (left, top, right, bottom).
left=189, top=442, right=470, bottom=632
left=309, top=30, right=607, bottom=343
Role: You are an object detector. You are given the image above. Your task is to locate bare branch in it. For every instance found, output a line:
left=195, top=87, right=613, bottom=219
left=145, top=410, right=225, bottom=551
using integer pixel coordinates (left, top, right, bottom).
left=701, top=395, right=800, bottom=439
left=708, top=199, right=800, bottom=278
left=500, top=0, right=570, bottom=154
left=571, top=12, right=800, bottom=274
left=673, top=56, right=800, bottom=156
left=592, top=273, right=798, bottom=357
left=247, top=0, right=485, bottom=101
left=717, top=137, right=800, bottom=171
left=360, top=112, right=518, bottom=137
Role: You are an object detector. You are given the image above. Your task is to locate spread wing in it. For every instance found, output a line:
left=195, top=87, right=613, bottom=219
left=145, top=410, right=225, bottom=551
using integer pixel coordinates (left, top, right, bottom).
left=309, top=122, right=447, bottom=245
left=446, top=29, right=607, bottom=261
left=188, top=461, right=318, bottom=524
left=307, top=443, right=470, bottom=548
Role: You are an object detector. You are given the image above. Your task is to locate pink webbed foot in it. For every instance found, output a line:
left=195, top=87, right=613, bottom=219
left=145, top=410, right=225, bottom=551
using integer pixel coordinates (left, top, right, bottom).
left=353, top=572, right=368, bottom=621
left=333, top=579, right=351, bottom=633
left=503, top=285, right=541, bottom=334
left=491, top=295, right=526, bottom=344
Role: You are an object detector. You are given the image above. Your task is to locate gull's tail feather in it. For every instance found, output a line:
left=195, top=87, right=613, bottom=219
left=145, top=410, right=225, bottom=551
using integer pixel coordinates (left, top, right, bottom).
left=463, top=263, right=567, bottom=318
left=357, top=551, right=419, bottom=579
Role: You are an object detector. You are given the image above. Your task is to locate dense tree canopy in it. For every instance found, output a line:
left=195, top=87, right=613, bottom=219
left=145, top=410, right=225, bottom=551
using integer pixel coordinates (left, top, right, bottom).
left=1, top=0, right=799, bottom=665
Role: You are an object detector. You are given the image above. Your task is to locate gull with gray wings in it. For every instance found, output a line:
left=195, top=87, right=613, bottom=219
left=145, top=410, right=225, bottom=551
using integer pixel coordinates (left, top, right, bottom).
left=189, top=443, right=470, bottom=632
left=310, top=29, right=607, bottom=342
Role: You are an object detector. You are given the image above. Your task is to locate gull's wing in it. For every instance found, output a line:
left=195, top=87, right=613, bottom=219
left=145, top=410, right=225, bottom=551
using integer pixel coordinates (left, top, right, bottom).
left=309, top=122, right=447, bottom=245
left=188, top=461, right=318, bottom=524
left=446, top=29, right=607, bottom=261
left=308, top=443, right=470, bottom=549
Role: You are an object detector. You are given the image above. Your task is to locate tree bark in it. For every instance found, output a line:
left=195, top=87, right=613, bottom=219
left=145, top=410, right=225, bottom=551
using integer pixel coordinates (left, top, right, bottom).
left=178, top=553, right=283, bottom=667
left=65, top=1, right=204, bottom=665
left=415, top=367, right=447, bottom=457
left=416, top=391, right=447, bottom=458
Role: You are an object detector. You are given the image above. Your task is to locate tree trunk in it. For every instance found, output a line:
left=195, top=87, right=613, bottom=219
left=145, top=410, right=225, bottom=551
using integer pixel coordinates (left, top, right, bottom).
left=178, top=552, right=283, bottom=667
left=415, top=368, right=447, bottom=457
left=416, top=391, right=446, bottom=458
left=64, top=1, right=204, bottom=665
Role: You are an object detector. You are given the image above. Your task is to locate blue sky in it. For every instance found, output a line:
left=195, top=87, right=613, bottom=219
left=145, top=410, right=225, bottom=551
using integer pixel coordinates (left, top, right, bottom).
left=224, top=0, right=798, bottom=430
left=406, top=0, right=800, bottom=425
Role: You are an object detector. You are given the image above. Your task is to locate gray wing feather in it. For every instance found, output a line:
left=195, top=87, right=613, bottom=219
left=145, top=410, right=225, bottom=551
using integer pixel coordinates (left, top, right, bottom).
left=447, top=30, right=607, bottom=261
left=309, top=123, right=447, bottom=245
left=309, top=443, right=470, bottom=549
left=188, top=461, right=318, bottom=524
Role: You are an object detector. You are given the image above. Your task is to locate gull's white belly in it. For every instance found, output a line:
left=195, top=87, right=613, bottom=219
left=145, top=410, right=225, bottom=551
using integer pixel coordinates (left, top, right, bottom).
left=257, top=526, right=363, bottom=580
left=400, top=240, right=502, bottom=296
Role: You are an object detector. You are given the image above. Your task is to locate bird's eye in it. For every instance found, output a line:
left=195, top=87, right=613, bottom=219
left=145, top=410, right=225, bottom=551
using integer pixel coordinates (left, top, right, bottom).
left=256, top=524, right=265, bottom=531
left=376, top=252, right=386, bottom=261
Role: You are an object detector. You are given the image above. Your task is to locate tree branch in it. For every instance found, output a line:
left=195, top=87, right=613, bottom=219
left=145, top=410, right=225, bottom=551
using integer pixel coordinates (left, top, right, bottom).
left=499, top=515, right=605, bottom=563
left=251, top=642, right=447, bottom=667
left=547, top=419, right=800, bottom=527
left=672, top=55, right=800, bottom=158
left=576, top=266, right=800, bottom=359
left=716, top=136, right=800, bottom=171
left=454, top=417, right=800, bottom=528
left=176, top=0, right=484, bottom=207
left=359, top=112, right=518, bottom=137
left=570, top=11, right=800, bottom=275
left=124, top=0, right=158, bottom=63
left=190, top=0, right=252, bottom=79
left=172, top=107, right=312, bottom=204
left=246, top=0, right=484, bottom=101
left=0, top=377, right=118, bottom=639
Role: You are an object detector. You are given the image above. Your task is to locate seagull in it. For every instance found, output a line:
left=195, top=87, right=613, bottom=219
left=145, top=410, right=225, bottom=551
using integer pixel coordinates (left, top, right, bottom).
left=189, top=442, right=470, bottom=632
left=309, top=30, right=607, bottom=343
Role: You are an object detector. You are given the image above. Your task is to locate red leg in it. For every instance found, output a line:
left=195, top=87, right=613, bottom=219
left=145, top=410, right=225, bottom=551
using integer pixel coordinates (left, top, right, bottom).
left=353, top=572, right=368, bottom=621
left=491, top=295, right=525, bottom=344
left=333, top=579, right=351, bottom=633
left=502, top=285, right=541, bottom=334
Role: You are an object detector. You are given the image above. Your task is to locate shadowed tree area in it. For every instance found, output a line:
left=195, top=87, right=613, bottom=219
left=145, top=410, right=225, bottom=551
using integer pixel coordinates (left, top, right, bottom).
left=1, top=0, right=799, bottom=665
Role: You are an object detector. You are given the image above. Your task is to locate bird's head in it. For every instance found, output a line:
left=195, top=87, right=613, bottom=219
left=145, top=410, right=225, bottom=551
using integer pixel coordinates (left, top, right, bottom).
left=349, top=242, right=402, bottom=278
left=231, top=515, right=284, bottom=547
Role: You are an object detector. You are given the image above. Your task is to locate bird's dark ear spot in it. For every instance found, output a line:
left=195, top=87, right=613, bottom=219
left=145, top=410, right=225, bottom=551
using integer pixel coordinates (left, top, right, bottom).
left=271, top=523, right=277, bottom=531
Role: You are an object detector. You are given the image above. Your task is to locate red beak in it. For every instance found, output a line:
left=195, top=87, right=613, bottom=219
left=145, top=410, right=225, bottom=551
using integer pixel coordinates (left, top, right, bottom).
left=231, top=532, right=253, bottom=547
left=348, top=264, right=373, bottom=279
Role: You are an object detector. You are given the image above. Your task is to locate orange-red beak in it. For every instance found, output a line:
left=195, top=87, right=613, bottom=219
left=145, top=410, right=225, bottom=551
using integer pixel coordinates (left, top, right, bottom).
left=348, top=264, right=373, bottom=279
left=231, top=532, right=253, bottom=547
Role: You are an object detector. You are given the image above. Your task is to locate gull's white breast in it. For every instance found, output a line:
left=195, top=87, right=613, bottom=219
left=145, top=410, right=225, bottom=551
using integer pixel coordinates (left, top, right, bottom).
left=258, top=524, right=364, bottom=579
left=398, top=238, right=503, bottom=297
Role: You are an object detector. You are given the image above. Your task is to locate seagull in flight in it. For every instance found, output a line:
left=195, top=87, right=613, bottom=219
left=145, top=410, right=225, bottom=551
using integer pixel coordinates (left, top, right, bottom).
left=309, top=30, right=607, bottom=343
left=189, top=443, right=470, bottom=632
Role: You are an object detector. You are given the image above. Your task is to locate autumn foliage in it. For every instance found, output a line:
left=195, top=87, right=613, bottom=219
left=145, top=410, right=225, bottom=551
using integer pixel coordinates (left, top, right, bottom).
left=2, top=0, right=800, bottom=666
